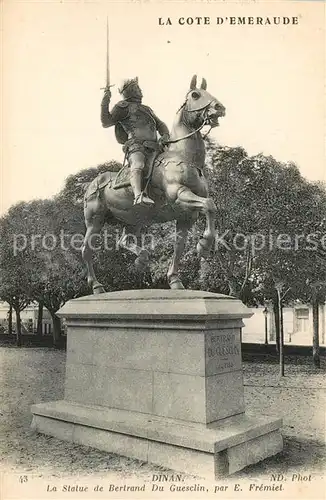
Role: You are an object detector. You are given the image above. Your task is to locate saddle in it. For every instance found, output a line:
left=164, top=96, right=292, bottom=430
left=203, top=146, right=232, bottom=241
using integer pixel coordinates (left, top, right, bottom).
left=85, top=155, right=162, bottom=204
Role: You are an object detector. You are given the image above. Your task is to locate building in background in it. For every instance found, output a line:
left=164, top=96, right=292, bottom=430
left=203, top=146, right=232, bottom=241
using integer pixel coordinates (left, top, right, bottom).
left=0, top=301, right=55, bottom=335
left=242, top=304, right=326, bottom=346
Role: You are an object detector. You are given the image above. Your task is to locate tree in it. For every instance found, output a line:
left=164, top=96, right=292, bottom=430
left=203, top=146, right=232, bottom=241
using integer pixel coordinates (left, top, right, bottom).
left=196, top=141, right=326, bottom=365
left=8, top=304, right=13, bottom=335
left=253, top=175, right=326, bottom=362
left=36, top=302, right=44, bottom=336
left=0, top=198, right=87, bottom=347
left=307, top=281, right=326, bottom=368
left=0, top=204, right=34, bottom=346
left=23, top=199, right=88, bottom=347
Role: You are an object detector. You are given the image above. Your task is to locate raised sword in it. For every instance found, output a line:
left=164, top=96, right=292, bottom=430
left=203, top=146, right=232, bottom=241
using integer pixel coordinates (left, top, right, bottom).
left=101, top=17, right=115, bottom=90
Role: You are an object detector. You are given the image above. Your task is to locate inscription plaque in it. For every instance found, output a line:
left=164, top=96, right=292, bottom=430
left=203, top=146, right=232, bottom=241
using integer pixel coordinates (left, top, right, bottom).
left=205, top=330, right=242, bottom=375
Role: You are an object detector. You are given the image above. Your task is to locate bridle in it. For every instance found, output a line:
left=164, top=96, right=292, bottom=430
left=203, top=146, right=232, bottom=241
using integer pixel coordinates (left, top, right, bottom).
left=164, top=96, right=214, bottom=145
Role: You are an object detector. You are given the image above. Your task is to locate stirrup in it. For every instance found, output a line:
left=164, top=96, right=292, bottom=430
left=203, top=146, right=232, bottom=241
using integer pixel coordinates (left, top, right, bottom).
left=133, top=193, right=154, bottom=206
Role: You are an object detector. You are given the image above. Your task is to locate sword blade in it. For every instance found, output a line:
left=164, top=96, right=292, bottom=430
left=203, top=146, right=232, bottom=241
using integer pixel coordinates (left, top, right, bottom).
left=106, top=17, right=110, bottom=87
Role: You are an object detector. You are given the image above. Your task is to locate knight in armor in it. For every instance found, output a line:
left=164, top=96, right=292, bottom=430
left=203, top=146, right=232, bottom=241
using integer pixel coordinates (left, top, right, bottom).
left=101, top=77, right=170, bottom=205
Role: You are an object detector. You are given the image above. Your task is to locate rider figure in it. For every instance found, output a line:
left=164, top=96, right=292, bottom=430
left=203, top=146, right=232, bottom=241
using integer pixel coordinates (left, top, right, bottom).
left=101, top=77, right=170, bottom=205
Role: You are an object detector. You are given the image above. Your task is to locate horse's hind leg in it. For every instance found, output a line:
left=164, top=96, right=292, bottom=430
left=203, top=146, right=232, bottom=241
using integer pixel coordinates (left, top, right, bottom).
left=167, top=219, right=193, bottom=289
left=82, top=204, right=106, bottom=294
left=118, top=226, right=150, bottom=272
left=174, top=186, right=217, bottom=258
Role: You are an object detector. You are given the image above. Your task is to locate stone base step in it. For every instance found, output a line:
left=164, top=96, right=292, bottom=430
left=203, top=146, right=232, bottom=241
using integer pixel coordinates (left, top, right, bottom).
left=31, top=400, right=283, bottom=480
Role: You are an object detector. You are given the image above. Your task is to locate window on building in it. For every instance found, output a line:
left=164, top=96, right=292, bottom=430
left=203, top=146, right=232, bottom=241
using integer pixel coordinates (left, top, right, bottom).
left=295, top=308, right=309, bottom=332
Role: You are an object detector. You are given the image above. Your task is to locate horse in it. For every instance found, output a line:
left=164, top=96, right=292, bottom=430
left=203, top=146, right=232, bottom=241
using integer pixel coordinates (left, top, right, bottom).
left=82, top=75, right=226, bottom=293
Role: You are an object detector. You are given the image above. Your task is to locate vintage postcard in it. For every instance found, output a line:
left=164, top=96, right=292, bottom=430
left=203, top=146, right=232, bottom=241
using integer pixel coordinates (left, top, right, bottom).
left=0, top=0, right=325, bottom=499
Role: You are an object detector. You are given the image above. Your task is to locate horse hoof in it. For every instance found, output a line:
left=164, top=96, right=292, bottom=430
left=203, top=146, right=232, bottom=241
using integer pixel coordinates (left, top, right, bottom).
left=197, top=239, right=211, bottom=259
left=168, top=277, right=185, bottom=290
left=93, top=283, right=105, bottom=294
left=135, top=249, right=150, bottom=272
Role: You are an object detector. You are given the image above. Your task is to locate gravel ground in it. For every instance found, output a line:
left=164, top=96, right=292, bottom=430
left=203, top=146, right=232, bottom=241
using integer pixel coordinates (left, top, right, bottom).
left=0, top=347, right=325, bottom=484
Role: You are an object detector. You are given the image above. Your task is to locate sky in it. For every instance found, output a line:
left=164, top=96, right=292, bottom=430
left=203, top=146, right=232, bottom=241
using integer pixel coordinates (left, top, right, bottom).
left=1, top=0, right=325, bottom=215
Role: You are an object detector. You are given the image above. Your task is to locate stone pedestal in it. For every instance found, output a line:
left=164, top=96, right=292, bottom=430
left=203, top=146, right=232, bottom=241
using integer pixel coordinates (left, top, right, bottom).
left=31, top=290, right=283, bottom=480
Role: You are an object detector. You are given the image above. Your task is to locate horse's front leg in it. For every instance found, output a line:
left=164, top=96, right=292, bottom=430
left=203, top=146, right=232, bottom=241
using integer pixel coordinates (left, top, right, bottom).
left=175, top=186, right=217, bottom=258
left=167, top=219, right=193, bottom=289
left=82, top=215, right=106, bottom=294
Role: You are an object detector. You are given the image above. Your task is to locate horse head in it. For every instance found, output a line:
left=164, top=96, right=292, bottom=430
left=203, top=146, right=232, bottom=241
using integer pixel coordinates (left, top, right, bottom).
left=182, top=75, right=226, bottom=129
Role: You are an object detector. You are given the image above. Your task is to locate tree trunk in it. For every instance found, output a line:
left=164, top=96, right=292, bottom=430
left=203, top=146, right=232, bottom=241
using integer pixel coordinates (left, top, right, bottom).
left=272, top=297, right=280, bottom=354
left=8, top=303, right=13, bottom=335
left=50, top=311, right=61, bottom=348
left=277, top=288, right=284, bottom=377
left=37, top=302, right=44, bottom=337
left=312, top=293, right=320, bottom=368
left=228, top=279, right=239, bottom=298
left=14, top=307, right=22, bottom=347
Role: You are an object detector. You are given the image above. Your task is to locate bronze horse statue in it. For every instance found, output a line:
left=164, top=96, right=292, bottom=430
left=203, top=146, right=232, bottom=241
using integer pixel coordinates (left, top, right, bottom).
left=82, top=75, right=226, bottom=293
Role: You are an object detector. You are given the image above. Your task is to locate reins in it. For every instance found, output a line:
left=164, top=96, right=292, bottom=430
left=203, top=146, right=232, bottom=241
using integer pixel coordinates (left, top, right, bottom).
left=163, top=120, right=208, bottom=144
left=163, top=101, right=213, bottom=145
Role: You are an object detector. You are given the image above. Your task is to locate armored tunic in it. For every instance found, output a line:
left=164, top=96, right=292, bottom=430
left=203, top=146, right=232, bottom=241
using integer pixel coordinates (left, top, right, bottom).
left=101, top=97, right=169, bottom=157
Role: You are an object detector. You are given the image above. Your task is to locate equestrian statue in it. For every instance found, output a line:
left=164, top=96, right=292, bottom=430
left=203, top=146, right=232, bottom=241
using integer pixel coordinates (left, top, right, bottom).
left=82, top=72, right=225, bottom=293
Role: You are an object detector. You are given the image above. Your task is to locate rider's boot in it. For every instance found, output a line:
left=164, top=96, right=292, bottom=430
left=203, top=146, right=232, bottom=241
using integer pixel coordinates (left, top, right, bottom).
left=130, top=168, right=154, bottom=206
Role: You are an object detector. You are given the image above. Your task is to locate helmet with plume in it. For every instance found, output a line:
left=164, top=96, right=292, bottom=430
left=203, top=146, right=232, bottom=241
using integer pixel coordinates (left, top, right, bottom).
left=119, top=77, right=139, bottom=95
